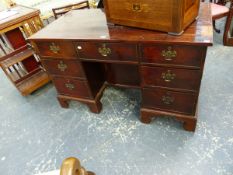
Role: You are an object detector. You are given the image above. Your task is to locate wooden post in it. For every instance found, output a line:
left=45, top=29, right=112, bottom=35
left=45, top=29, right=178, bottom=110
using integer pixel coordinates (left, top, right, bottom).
left=60, top=157, right=95, bottom=175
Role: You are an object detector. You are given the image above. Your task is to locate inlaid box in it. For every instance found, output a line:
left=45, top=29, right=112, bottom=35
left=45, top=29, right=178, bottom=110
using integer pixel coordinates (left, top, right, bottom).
left=104, top=0, right=200, bottom=35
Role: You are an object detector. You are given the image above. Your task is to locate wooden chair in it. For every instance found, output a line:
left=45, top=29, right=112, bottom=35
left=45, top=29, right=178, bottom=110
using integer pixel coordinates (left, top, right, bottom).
left=52, top=1, right=90, bottom=19
left=202, top=0, right=233, bottom=45
left=213, top=0, right=232, bottom=33
left=201, top=0, right=231, bottom=33
left=223, top=2, right=233, bottom=45
left=60, top=157, right=95, bottom=175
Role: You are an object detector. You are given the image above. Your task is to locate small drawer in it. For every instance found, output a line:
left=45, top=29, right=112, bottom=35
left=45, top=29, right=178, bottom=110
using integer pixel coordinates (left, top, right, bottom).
left=52, top=77, right=92, bottom=99
left=141, top=44, right=206, bottom=67
left=35, top=41, right=76, bottom=58
left=142, top=87, right=197, bottom=115
left=141, top=66, right=201, bottom=91
left=41, top=59, right=85, bottom=78
left=75, top=42, right=138, bottom=62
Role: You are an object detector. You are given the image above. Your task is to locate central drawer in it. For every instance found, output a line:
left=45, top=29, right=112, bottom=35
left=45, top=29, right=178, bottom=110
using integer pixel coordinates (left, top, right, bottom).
left=41, top=59, right=85, bottom=78
left=75, top=42, right=138, bottom=62
left=52, top=77, right=93, bottom=99
left=141, top=66, right=201, bottom=91
left=142, top=87, right=197, bottom=115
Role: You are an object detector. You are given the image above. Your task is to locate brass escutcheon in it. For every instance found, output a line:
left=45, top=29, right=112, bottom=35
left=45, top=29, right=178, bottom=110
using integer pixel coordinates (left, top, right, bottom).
left=65, top=83, right=75, bottom=90
left=57, top=61, right=67, bottom=72
left=98, top=43, right=111, bottom=57
left=132, top=4, right=141, bottom=12
left=161, top=47, right=177, bottom=61
left=162, top=93, right=174, bottom=105
left=161, top=70, right=176, bottom=82
left=49, top=42, right=60, bottom=54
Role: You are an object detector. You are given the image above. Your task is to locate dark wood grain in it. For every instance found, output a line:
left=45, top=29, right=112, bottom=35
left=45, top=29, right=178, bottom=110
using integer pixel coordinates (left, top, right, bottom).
left=141, top=66, right=202, bottom=91
left=52, top=77, right=93, bottom=99
left=142, top=87, right=197, bottom=115
left=141, top=44, right=206, bottom=68
left=75, top=42, right=138, bottom=62
left=29, top=3, right=213, bottom=46
left=35, top=41, right=76, bottom=58
left=41, top=59, right=85, bottom=78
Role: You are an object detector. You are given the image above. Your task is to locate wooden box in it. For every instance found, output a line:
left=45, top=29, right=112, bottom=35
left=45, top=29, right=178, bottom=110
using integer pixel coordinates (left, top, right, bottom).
left=104, top=0, right=200, bottom=35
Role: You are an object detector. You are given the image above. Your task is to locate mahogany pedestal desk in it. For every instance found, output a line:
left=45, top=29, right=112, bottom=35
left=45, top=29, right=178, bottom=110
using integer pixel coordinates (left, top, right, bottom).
left=30, top=3, right=213, bottom=132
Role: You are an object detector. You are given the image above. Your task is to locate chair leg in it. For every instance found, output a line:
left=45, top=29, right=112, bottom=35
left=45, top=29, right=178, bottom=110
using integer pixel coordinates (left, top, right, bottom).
left=223, top=20, right=228, bottom=45
left=223, top=5, right=233, bottom=46
left=213, top=20, right=221, bottom=33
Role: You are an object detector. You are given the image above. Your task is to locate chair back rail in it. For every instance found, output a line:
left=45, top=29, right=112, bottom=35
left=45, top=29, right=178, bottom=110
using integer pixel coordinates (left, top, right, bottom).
left=52, top=1, right=90, bottom=19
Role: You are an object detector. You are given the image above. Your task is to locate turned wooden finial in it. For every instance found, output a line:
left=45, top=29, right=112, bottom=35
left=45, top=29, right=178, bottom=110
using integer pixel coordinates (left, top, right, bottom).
left=60, top=157, right=95, bottom=175
left=3, top=0, right=16, bottom=8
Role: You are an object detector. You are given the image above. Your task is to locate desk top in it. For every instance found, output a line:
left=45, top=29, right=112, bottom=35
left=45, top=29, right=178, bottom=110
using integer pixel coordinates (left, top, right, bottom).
left=30, top=3, right=213, bottom=46
left=0, top=5, right=40, bottom=31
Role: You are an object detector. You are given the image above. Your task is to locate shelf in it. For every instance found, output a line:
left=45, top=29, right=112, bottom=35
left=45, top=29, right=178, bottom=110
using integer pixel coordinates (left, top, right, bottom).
left=16, top=69, right=50, bottom=96
left=7, top=65, right=27, bottom=82
left=0, top=48, right=34, bottom=69
left=0, top=5, right=48, bottom=96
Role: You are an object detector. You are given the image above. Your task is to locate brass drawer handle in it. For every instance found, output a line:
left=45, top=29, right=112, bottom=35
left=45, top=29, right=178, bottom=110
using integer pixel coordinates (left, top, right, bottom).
left=162, top=93, right=174, bottom=105
left=98, top=44, right=111, bottom=57
left=161, top=70, right=176, bottom=82
left=161, top=47, right=177, bottom=61
left=132, top=4, right=141, bottom=12
left=49, top=43, right=60, bottom=54
left=65, top=83, right=75, bottom=90
left=57, top=61, right=67, bottom=72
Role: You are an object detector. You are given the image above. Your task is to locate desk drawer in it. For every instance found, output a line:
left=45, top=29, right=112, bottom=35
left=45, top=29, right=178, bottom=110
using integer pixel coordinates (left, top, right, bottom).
left=141, top=45, right=206, bottom=67
left=36, top=41, right=76, bottom=58
left=75, top=42, right=138, bottom=62
left=142, top=87, right=197, bottom=115
left=53, top=77, right=92, bottom=99
left=41, top=59, right=85, bottom=78
left=141, top=66, right=201, bottom=91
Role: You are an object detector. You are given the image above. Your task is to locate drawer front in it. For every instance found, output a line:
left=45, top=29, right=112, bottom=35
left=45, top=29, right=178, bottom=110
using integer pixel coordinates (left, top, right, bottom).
left=141, top=45, right=206, bottom=67
left=142, top=88, right=197, bottom=115
left=75, top=42, right=138, bottom=62
left=141, top=66, right=201, bottom=91
left=36, top=41, right=76, bottom=58
left=53, top=77, right=92, bottom=99
left=41, top=59, right=85, bottom=78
